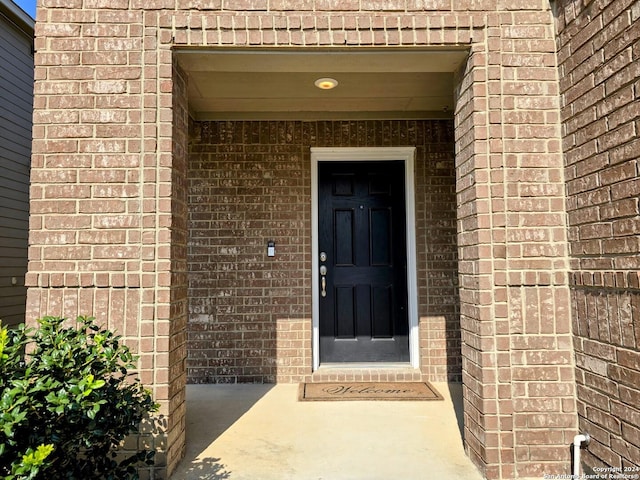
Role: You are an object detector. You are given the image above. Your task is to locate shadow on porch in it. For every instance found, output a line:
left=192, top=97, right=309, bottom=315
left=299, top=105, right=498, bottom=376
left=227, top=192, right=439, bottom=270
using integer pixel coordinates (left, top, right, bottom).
left=169, top=383, right=482, bottom=480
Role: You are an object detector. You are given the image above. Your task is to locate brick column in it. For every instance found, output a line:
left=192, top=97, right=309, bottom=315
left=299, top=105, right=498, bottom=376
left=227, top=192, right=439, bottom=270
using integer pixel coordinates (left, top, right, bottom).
left=27, top=4, right=187, bottom=477
left=455, top=7, right=577, bottom=479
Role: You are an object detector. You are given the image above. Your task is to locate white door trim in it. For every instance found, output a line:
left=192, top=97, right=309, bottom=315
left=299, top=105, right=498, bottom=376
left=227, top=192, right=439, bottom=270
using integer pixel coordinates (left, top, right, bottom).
left=311, top=147, right=419, bottom=370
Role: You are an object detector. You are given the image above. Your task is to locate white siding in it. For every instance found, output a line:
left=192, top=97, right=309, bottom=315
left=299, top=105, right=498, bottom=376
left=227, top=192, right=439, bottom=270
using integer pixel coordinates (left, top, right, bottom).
left=0, top=4, right=33, bottom=327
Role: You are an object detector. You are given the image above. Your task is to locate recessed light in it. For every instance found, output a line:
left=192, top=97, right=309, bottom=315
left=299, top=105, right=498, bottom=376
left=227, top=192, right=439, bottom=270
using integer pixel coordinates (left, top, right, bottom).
left=314, top=77, right=338, bottom=90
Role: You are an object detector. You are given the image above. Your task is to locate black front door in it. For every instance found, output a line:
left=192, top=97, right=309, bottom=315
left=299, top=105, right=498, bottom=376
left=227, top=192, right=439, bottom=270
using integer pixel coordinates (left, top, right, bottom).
left=318, top=160, right=409, bottom=363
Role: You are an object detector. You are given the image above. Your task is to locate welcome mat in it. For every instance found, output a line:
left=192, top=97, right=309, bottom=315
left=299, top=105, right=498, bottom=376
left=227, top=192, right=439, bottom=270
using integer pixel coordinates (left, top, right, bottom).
left=299, top=381, right=443, bottom=401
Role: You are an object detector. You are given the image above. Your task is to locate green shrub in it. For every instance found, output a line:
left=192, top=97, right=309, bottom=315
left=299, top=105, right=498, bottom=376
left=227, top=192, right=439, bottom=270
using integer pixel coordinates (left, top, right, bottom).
left=0, top=316, right=159, bottom=479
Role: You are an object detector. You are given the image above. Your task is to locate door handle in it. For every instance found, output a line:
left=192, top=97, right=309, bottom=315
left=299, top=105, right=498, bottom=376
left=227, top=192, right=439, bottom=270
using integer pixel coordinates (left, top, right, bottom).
left=320, top=265, right=327, bottom=297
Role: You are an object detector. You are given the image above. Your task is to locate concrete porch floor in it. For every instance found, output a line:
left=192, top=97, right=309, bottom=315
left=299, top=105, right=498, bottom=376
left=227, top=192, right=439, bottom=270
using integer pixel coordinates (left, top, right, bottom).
left=169, top=383, right=484, bottom=480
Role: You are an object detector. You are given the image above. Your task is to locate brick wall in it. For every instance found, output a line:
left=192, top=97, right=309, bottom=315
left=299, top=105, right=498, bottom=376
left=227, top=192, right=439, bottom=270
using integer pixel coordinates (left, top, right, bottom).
left=187, top=119, right=460, bottom=384
left=555, top=0, right=640, bottom=473
left=30, top=1, right=579, bottom=477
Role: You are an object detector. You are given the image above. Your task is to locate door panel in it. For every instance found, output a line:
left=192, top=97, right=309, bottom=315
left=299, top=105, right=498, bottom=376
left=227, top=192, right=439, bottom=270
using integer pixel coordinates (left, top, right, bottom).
left=318, top=160, right=409, bottom=363
left=372, top=285, right=393, bottom=338
left=335, top=286, right=356, bottom=338
left=334, top=210, right=354, bottom=265
left=370, top=208, right=391, bottom=265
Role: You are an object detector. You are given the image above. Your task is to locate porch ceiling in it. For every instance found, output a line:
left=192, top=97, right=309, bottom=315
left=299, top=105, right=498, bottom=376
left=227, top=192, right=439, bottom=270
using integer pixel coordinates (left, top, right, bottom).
left=175, top=49, right=468, bottom=121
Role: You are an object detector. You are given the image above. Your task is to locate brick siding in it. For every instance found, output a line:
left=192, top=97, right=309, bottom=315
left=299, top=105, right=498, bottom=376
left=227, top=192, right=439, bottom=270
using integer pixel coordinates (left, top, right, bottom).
left=555, top=0, right=640, bottom=473
left=187, top=119, right=460, bottom=384
left=29, top=1, right=582, bottom=478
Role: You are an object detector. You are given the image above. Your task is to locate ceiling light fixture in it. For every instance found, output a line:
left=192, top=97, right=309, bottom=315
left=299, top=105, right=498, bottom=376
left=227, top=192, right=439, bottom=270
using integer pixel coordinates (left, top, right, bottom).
left=314, top=77, right=338, bottom=90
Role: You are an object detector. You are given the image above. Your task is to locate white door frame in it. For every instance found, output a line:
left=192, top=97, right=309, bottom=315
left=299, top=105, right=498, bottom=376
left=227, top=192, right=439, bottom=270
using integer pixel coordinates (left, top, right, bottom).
left=311, top=147, right=419, bottom=370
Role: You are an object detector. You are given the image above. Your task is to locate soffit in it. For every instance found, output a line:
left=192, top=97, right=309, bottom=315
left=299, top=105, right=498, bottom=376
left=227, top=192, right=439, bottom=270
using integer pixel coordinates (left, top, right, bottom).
left=175, top=49, right=469, bottom=121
